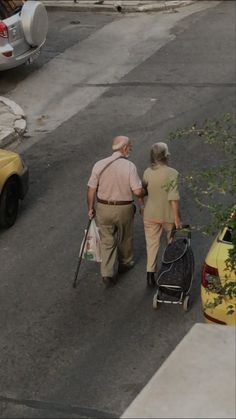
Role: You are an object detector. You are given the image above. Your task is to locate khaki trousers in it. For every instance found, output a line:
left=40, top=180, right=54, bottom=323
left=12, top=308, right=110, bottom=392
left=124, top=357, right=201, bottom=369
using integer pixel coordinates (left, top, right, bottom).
left=144, top=222, right=174, bottom=272
left=96, top=203, right=135, bottom=277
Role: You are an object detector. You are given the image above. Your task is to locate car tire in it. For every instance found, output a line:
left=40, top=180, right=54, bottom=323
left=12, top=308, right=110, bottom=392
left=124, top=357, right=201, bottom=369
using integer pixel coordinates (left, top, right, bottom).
left=21, top=1, right=48, bottom=47
left=0, top=179, right=19, bottom=228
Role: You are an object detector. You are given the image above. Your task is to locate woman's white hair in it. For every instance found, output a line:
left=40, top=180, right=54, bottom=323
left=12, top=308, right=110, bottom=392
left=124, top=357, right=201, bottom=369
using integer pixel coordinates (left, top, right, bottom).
left=150, top=142, right=170, bottom=165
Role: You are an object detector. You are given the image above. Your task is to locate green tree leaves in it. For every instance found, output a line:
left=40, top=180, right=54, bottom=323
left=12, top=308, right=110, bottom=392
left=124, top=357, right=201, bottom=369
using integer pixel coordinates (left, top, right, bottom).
left=170, top=113, right=236, bottom=314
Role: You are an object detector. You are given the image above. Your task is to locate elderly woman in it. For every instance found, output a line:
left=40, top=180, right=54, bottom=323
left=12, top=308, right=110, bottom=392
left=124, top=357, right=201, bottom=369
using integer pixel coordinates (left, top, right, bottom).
left=140, top=142, right=182, bottom=286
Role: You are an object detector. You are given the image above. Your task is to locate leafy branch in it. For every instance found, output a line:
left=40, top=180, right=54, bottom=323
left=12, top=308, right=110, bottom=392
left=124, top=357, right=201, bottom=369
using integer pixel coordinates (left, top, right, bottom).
left=205, top=281, right=236, bottom=315
left=169, top=113, right=236, bottom=271
left=169, top=113, right=236, bottom=313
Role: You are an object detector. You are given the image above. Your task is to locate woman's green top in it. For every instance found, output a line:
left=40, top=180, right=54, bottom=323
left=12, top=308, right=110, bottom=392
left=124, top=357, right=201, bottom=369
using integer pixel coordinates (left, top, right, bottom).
left=142, top=163, right=180, bottom=223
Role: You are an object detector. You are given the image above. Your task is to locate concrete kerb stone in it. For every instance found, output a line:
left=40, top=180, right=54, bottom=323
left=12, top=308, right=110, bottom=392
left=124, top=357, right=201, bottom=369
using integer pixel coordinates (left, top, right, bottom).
left=137, top=0, right=194, bottom=13
left=0, top=97, right=26, bottom=148
left=42, top=0, right=195, bottom=13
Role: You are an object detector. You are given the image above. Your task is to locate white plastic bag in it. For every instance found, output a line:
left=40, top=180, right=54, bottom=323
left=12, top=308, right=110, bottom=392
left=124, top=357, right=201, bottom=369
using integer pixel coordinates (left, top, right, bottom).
left=81, top=219, right=102, bottom=262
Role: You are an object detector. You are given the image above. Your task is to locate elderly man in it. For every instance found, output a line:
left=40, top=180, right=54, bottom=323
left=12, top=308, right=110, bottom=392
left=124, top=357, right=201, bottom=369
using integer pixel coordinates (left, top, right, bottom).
left=87, top=136, right=144, bottom=286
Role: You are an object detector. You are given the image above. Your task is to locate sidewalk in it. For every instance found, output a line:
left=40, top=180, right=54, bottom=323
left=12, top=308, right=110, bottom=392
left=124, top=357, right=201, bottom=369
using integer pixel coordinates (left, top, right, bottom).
left=0, top=97, right=26, bottom=148
left=121, top=323, right=236, bottom=418
left=42, top=1, right=195, bottom=14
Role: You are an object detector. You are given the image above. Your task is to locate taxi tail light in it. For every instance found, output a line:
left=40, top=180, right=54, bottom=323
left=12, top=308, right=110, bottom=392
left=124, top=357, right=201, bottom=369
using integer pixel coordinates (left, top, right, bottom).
left=0, top=22, right=8, bottom=38
left=201, top=263, right=219, bottom=288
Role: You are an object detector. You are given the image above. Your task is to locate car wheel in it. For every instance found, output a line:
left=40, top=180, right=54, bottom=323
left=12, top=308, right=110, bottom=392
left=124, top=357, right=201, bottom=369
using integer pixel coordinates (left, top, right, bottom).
left=21, top=1, right=48, bottom=47
left=0, top=179, right=19, bottom=228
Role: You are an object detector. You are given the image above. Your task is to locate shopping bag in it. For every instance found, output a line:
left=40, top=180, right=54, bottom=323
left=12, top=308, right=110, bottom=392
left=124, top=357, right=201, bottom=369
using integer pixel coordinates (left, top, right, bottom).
left=81, top=218, right=102, bottom=262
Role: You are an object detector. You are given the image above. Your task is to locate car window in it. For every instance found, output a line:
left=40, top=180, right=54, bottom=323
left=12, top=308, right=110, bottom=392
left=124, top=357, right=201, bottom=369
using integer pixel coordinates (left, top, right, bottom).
left=0, top=0, right=23, bottom=19
left=222, top=228, right=232, bottom=243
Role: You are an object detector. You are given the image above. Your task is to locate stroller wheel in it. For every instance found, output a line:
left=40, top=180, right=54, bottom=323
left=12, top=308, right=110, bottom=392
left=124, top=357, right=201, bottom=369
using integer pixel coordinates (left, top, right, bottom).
left=183, top=295, right=190, bottom=312
left=153, top=294, right=159, bottom=310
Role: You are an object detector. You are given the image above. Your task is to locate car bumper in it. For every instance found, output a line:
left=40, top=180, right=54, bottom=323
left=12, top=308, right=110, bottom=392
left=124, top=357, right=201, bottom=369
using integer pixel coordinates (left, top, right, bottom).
left=19, top=166, right=29, bottom=199
left=0, top=43, right=44, bottom=71
left=201, top=286, right=236, bottom=326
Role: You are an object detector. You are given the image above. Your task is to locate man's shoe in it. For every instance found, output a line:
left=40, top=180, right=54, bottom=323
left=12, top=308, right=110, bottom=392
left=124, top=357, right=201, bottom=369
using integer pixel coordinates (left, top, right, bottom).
left=147, top=272, right=156, bottom=287
left=118, top=261, right=135, bottom=273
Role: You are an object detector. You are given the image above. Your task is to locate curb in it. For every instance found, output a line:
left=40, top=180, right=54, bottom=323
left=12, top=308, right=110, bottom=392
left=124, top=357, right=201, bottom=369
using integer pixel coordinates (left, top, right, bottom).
left=0, top=97, right=26, bottom=149
left=137, top=0, right=194, bottom=12
left=42, top=1, right=195, bottom=13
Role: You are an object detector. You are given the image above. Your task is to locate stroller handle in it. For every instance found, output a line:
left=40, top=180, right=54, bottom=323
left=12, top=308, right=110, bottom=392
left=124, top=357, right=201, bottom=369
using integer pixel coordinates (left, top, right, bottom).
left=171, top=224, right=191, bottom=240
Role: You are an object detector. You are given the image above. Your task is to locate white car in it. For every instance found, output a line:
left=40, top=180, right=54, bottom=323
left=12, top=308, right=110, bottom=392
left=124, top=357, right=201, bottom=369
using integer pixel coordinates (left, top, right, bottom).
left=0, top=0, right=48, bottom=71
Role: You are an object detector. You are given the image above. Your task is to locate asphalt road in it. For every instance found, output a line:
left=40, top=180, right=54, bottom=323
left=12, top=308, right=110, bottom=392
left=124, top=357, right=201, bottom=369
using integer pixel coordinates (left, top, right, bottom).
left=0, top=1, right=235, bottom=418
left=0, top=10, right=118, bottom=94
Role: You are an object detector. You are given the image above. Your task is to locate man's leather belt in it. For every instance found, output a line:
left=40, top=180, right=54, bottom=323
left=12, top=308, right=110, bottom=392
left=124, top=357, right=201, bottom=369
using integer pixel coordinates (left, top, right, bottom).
left=97, top=198, right=133, bottom=205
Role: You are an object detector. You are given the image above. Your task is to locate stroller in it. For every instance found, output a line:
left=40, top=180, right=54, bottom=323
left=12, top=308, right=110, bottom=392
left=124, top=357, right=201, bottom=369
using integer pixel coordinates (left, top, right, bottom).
left=153, top=225, right=194, bottom=311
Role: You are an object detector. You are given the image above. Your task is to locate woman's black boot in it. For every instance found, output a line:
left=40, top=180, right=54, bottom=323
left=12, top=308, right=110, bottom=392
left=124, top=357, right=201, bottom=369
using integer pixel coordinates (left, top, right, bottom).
left=147, top=272, right=156, bottom=287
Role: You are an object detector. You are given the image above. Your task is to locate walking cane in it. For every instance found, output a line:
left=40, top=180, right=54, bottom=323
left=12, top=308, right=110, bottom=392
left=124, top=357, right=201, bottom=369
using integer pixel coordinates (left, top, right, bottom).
left=73, top=218, right=92, bottom=288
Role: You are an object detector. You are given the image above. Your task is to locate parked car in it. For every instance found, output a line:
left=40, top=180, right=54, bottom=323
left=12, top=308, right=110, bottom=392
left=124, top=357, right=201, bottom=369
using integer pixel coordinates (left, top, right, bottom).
left=0, top=148, right=29, bottom=228
left=0, top=0, right=48, bottom=71
left=201, top=227, right=236, bottom=325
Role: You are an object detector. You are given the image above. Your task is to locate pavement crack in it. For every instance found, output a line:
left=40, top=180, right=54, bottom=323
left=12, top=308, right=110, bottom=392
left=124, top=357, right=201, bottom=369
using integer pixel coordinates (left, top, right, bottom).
left=0, top=395, right=116, bottom=418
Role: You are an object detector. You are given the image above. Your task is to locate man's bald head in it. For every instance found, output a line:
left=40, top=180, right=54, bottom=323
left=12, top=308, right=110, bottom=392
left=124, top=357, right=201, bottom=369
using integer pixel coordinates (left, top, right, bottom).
left=112, top=136, right=131, bottom=151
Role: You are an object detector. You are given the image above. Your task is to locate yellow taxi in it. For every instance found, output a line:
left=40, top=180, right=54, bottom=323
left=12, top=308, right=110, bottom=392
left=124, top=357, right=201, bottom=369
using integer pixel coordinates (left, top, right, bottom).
left=0, top=148, right=28, bottom=228
left=201, top=227, right=236, bottom=325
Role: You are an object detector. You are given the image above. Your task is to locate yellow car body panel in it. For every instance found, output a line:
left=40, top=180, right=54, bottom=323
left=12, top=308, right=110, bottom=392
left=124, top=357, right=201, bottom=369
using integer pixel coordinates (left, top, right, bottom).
left=201, top=287, right=236, bottom=326
left=201, top=228, right=236, bottom=326
left=0, top=148, right=29, bottom=227
left=0, top=149, right=24, bottom=192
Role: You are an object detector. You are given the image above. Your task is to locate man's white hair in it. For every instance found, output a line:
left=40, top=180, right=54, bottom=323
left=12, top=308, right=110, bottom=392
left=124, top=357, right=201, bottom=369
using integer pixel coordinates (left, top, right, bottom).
left=112, top=136, right=130, bottom=151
